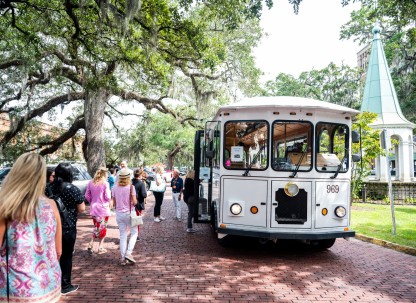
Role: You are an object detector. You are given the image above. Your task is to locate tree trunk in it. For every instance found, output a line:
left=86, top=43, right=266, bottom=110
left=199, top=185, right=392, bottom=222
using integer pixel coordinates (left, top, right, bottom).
left=167, top=155, right=174, bottom=170
left=84, top=88, right=109, bottom=176
left=167, top=144, right=181, bottom=170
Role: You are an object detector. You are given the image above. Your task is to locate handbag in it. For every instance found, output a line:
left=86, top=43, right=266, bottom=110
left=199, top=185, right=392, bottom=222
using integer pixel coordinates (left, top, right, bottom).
left=149, top=181, right=157, bottom=191
left=130, top=211, right=143, bottom=227
left=47, top=184, right=70, bottom=225
left=149, top=179, right=166, bottom=192
left=5, top=222, right=9, bottom=302
left=129, top=185, right=143, bottom=227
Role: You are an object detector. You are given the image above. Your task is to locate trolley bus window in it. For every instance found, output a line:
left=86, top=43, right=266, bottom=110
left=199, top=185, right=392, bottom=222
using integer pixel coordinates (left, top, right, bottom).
left=272, top=121, right=313, bottom=172
left=223, top=120, right=268, bottom=170
left=316, top=122, right=349, bottom=173
left=213, top=124, right=221, bottom=169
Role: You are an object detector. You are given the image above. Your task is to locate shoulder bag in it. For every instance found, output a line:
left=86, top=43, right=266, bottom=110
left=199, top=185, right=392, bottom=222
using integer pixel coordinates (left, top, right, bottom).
left=47, top=184, right=70, bottom=225
left=149, top=176, right=166, bottom=193
left=130, top=185, right=143, bottom=227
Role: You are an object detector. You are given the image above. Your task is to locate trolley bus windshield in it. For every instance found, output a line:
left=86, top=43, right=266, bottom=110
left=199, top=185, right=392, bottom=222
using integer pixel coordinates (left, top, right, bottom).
left=223, top=120, right=268, bottom=170
left=272, top=121, right=312, bottom=172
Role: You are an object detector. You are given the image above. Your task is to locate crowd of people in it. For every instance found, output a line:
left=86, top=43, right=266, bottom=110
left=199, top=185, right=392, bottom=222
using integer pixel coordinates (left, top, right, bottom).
left=0, top=154, right=196, bottom=302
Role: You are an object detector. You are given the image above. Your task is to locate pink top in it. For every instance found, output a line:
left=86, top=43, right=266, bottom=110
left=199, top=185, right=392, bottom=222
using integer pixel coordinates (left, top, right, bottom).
left=112, top=184, right=136, bottom=213
left=85, top=180, right=111, bottom=217
left=0, top=198, right=61, bottom=302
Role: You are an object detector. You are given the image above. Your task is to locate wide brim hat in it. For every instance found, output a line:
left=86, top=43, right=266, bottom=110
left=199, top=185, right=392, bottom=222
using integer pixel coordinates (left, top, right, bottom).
left=119, top=168, right=131, bottom=178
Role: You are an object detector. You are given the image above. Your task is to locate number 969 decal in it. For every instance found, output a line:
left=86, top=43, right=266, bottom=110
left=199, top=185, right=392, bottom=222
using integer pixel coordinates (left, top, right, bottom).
left=327, top=185, right=339, bottom=193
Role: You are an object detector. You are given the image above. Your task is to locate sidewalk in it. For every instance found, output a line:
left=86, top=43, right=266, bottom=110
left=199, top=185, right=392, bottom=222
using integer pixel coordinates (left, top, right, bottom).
left=61, top=186, right=416, bottom=302
left=63, top=186, right=199, bottom=302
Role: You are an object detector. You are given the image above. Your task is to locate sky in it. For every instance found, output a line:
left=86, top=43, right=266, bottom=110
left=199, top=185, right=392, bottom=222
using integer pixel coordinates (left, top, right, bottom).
left=254, top=0, right=363, bottom=80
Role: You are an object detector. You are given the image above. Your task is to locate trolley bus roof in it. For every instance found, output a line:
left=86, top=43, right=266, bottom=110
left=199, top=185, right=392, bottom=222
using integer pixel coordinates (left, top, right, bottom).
left=218, top=96, right=360, bottom=116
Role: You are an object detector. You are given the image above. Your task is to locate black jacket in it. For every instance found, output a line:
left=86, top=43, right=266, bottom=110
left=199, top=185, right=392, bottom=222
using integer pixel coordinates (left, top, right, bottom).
left=183, top=177, right=195, bottom=203
left=132, top=178, right=147, bottom=211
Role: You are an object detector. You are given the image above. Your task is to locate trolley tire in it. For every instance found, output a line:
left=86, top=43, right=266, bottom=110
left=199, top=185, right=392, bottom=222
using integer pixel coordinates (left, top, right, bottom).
left=210, top=202, right=218, bottom=237
left=258, top=238, right=269, bottom=245
left=311, top=238, right=336, bottom=250
left=218, top=235, right=233, bottom=247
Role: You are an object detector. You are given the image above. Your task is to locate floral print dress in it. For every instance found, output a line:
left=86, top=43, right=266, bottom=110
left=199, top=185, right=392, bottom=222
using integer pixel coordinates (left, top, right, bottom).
left=0, top=198, right=61, bottom=303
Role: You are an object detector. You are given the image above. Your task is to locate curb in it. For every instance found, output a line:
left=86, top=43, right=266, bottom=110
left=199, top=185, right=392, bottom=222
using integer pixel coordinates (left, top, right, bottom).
left=355, top=234, right=416, bottom=256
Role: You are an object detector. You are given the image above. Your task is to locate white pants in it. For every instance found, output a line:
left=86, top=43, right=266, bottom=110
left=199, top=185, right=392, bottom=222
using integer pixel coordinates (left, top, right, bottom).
left=116, top=212, right=138, bottom=260
left=172, top=192, right=181, bottom=219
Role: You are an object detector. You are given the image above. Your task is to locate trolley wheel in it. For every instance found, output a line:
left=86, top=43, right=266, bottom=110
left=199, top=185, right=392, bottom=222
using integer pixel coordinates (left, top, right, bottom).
left=210, top=202, right=218, bottom=237
left=218, top=235, right=233, bottom=247
left=258, top=238, right=269, bottom=245
left=311, top=238, right=336, bottom=249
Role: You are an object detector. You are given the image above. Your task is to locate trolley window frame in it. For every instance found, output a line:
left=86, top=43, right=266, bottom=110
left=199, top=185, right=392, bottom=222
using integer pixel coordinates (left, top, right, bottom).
left=223, top=119, right=270, bottom=171
left=315, top=121, right=350, bottom=174
left=271, top=120, right=314, bottom=173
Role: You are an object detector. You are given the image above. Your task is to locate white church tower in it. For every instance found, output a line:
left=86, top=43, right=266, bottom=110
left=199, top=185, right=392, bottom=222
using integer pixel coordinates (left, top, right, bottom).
left=360, top=24, right=415, bottom=182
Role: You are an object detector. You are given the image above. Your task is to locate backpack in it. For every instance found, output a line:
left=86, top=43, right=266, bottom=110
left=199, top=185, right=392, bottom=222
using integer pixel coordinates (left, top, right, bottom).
left=47, top=184, right=70, bottom=225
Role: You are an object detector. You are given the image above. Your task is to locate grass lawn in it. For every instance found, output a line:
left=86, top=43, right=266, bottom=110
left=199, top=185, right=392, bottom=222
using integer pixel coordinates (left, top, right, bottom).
left=351, top=203, right=416, bottom=249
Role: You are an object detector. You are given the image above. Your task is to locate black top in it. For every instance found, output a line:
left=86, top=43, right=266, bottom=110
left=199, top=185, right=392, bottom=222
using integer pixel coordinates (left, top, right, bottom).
left=132, top=178, right=147, bottom=211
left=183, top=177, right=195, bottom=203
left=47, top=183, right=84, bottom=232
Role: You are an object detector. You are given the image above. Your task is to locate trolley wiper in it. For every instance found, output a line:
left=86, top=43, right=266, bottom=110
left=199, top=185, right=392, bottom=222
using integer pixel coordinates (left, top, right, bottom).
left=290, top=143, right=308, bottom=178
left=331, top=156, right=347, bottom=179
left=243, top=145, right=266, bottom=177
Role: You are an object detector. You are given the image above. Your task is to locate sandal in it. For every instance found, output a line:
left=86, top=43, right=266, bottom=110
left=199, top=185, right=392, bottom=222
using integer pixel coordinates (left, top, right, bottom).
left=87, top=246, right=93, bottom=255
left=98, top=248, right=107, bottom=254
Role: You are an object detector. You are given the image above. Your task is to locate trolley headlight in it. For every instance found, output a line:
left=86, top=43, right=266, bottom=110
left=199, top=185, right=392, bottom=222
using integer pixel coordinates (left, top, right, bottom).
left=284, top=182, right=299, bottom=197
left=334, top=206, right=346, bottom=218
left=230, top=203, right=243, bottom=215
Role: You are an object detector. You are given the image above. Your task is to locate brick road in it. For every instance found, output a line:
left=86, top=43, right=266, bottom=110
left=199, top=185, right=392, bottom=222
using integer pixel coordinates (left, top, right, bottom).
left=62, top=186, right=416, bottom=303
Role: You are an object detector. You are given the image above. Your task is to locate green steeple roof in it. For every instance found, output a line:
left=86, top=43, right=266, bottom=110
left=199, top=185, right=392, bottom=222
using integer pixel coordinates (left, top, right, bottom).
left=360, top=25, right=414, bottom=127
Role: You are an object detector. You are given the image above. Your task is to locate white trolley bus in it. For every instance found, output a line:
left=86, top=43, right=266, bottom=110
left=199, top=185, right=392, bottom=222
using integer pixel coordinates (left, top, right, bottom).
left=192, top=96, right=361, bottom=248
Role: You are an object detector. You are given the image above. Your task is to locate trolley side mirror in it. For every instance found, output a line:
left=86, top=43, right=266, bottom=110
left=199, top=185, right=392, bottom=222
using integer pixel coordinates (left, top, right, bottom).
left=352, top=130, right=360, bottom=143
left=352, top=154, right=361, bottom=162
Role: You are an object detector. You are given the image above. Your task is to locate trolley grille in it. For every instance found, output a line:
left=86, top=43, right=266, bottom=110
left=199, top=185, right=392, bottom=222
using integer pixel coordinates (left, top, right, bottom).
left=275, top=188, right=307, bottom=224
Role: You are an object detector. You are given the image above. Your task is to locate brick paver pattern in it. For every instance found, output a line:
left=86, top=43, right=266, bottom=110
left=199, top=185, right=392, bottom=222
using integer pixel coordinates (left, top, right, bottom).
left=61, top=186, right=416, bottom=303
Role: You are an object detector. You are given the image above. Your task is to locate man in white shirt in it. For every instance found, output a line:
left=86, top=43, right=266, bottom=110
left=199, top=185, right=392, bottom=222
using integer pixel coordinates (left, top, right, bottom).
left=115, top=160, right=133, bottom=182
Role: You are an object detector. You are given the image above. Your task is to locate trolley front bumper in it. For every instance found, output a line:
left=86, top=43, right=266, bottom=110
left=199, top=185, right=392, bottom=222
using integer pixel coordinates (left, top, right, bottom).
left=217, top=228, right=355, bottom=240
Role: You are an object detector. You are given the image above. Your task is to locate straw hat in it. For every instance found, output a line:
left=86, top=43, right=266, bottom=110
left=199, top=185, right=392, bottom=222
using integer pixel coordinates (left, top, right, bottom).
left=119, top=168, right=131, bottom=178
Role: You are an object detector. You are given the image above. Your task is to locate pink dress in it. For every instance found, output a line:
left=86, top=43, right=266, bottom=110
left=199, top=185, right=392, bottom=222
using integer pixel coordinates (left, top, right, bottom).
left=0, top=198, right=61, bottom=303
left=85, top=180, right=111, bottom=239
left=85, top=180, right=111, bottom=217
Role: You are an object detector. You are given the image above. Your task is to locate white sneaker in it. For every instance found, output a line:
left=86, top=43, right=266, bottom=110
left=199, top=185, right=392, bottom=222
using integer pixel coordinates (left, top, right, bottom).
left=186, top=228, right=197, bottom=233
left=154, top=218, right=161, bottom=223
left=125, top=254, right=136, bottom=263
left=159, top=216, right=166, bottom=221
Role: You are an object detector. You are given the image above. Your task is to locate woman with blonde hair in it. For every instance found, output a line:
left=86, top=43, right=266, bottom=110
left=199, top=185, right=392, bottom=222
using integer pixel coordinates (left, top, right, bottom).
left=152, top=166, right=166, bottom=222
left=112, top=168, right=137, bottom=265
left=0, top=153, right=62, bottom=302
left=85, top=167, right=111, bottom=254
left=183, top=170, right=196, bottom=233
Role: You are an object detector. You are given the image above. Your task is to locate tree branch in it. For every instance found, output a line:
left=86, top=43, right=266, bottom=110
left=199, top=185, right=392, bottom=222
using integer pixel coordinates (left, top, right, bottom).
left=105, top=101, right=143, bottom=118
left=104, top=111, right=121, bottom=134
left=38, top=115, right=85, bottom=156
left=119, top=90, right=177, bottom=118
left=0, top=91, right=85, bottom=147
left=0, top=59, right=24, bottom=69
